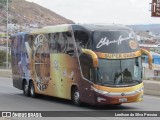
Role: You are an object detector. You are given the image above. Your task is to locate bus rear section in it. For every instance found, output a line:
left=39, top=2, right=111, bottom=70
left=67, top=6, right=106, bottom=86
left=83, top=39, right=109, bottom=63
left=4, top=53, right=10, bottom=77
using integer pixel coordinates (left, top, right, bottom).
left=11, top=33, right=30, bottom=90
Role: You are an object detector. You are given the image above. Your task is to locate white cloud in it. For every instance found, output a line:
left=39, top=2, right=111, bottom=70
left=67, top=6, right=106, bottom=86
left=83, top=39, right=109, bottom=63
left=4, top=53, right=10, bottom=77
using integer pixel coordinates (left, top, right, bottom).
left=26, top=0, right=160, bottom=25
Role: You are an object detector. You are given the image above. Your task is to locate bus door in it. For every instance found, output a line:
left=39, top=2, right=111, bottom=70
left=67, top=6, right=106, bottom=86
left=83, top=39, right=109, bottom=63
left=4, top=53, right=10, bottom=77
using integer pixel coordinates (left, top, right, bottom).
left=80, top=54, right=96, bottom=104
left=73, top=29, right=96, bottom=104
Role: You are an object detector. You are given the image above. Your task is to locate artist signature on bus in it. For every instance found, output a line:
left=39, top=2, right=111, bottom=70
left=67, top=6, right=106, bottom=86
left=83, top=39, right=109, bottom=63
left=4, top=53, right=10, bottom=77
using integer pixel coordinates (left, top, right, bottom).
left=96, top=33, right=135, bottom=48
left=53, top=60, right=74, bottom=79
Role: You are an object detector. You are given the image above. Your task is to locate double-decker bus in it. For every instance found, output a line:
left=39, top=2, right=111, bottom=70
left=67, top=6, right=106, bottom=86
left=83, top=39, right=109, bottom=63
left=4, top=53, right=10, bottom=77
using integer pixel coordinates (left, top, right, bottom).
left=11, top=24, right=152, bottom=105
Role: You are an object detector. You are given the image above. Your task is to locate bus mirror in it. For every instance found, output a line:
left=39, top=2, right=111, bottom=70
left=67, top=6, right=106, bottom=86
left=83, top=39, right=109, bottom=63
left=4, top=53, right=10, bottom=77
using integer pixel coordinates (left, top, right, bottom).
left=140, top=48, right=153, bottom=70
left=81, top=49, right=98, bottom=68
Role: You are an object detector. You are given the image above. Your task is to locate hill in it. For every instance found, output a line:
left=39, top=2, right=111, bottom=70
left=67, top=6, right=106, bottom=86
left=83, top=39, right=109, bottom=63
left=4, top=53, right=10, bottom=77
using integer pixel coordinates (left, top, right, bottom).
left=0, top=0, right=74, bottom=27
left=127, top=24, right=160, bottom=35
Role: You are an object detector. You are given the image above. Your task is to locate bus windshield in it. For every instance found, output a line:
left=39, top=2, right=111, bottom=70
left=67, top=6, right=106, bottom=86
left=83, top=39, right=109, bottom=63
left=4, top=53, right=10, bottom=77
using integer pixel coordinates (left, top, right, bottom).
left=96, top=57, right=142, bottom=86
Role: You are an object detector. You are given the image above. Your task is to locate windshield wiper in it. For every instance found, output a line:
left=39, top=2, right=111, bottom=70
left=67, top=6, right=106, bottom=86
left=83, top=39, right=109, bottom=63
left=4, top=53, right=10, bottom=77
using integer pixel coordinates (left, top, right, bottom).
left=130, top=80, right=142, bottom=83
left=134, top=80, right=142, bottom=83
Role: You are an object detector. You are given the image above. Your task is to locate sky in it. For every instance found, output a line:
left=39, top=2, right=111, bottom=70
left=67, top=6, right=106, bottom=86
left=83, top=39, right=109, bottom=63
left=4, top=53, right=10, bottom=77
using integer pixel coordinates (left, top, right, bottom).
left=26, top=0, right=160, bottom=25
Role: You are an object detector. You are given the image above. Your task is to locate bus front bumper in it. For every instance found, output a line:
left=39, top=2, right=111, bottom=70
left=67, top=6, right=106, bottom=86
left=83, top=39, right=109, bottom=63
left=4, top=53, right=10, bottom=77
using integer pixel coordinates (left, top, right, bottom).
left=92, top=86, right=144, bottom=105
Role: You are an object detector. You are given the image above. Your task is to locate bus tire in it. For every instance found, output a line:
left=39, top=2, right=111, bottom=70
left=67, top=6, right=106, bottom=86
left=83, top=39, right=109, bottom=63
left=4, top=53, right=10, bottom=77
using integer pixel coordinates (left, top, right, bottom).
left=114, top=103, right=122, bottom=106
left=23, top=80, right=29, bottom=96
left=29, top=81, right=37, bottom=98
left=71, top=87, right=81, bottom=106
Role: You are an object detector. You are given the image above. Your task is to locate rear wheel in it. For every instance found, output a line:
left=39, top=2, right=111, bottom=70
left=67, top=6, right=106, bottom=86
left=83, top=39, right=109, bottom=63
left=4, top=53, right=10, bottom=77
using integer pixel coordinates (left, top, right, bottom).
left=114, top=103, right=122, bottom=106
left=23, top=80, right=29, bottom=96
left=72, top=87, right=81, bottom=106
left=29, top=81, right=37, bottom=98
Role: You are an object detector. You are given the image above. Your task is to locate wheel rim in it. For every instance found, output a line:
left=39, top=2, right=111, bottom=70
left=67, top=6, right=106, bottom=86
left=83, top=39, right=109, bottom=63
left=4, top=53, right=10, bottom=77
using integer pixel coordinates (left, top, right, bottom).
left=74, top=91, right=80, bottom=104
left=24, top=83, right=28, bottom=94
left=30, top=84, right=34, bottom=96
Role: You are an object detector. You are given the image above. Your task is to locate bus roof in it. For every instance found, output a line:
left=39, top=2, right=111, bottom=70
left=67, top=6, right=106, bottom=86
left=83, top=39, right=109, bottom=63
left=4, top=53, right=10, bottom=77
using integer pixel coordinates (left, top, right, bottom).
left=30, top=24, right=71, bottom=35
left=77, top=24, right=131, bottom=31
left=29, top=24, right=131, bottom=35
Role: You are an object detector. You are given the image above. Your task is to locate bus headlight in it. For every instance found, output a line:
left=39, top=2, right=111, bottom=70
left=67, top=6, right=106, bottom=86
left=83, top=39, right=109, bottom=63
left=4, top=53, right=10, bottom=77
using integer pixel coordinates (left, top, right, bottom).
left=91, top=86, right=109, bottom=95
left=91, top=86, right=144, bottom=97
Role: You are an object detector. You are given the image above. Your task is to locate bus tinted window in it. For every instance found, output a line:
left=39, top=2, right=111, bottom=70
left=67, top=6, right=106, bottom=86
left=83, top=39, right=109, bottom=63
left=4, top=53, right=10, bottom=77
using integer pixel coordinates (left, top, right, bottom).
left=49, top=33, right=59, bottom=53
left=93, top=30, right=139, bottom=53
left=49, top=32, right=75, bottom=56
left=74, top=30, right=90, bottom=50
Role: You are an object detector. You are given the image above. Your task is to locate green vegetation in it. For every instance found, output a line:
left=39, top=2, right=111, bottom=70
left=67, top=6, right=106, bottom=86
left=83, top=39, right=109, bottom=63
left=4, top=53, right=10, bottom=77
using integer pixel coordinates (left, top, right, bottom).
left=0, top=0, right=12, bottom=5
left=0, top=33, right=6, bottom=37
left=0, top=50, right=6, bottom=66
left=0, top=50, right=11, bottom=66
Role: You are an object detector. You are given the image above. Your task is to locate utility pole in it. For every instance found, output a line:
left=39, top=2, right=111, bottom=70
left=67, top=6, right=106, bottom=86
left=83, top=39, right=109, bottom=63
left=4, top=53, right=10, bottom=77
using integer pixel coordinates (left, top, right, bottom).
left=6, top=0, right=9, bottom=69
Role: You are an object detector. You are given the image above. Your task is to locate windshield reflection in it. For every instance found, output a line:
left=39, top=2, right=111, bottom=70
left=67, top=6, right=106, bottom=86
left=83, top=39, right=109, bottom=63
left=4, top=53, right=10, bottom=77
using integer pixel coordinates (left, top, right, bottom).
left=96, top=57, right=142, bottom=86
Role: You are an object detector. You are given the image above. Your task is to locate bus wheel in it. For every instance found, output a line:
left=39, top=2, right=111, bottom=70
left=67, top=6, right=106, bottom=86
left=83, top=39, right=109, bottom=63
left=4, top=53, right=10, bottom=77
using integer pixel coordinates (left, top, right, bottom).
left=72, top=87, right=81, bottom=106
left=23, top=80, right=29, bottom=96
left=29, top=81, right=36, bottom=98
left=114, top=103, right=122, bottom=106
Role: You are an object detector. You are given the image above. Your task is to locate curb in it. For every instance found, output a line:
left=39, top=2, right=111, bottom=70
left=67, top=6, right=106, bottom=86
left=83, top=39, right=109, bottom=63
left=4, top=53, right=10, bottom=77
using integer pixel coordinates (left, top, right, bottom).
left=144, top=80, right=160, bottom=96
left=0, top=69, right=12, bottom=78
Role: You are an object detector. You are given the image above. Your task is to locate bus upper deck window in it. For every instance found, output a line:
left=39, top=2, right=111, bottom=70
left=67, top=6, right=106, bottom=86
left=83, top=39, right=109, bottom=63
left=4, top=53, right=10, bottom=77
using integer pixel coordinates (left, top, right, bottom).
left=74, top=30, right=89, bottom=49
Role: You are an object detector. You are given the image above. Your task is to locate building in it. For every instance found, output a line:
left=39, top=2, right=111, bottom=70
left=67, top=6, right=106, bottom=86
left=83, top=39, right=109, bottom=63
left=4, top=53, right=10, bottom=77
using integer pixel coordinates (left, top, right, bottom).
left=142, top=51, right=160, bottom=79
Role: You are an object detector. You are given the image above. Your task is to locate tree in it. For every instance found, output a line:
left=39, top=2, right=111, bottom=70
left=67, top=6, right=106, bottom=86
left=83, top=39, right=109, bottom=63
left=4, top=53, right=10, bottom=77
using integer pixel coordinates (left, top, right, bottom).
left=0, top=0, right=12, bottom=5
left=0, top=50, right=6, bottom=66
left=12, top=19, right=18, bottom=24
left=0, top=50, right=11, bottom=66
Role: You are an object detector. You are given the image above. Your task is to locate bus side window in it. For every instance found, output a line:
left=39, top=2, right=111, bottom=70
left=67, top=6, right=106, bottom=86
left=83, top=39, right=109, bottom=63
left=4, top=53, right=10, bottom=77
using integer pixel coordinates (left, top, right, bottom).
left=49, top=33, right=58, bottom=53
left=79, top=54, right=93, bottom=81
left=49, top=32, right=75, bottom=56
left=28, top=35, right=34, bottom=49
left=64, top=32, right=75, bottom=56
left=58, top=32, right=68, bottom=53
left=74, top=30, right=90, bottom=52
left=90, top=68, right=96, bottom=82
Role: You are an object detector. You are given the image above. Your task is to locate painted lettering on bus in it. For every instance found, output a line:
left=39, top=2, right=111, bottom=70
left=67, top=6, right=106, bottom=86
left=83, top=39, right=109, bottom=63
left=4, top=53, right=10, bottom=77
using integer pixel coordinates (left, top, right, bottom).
left=96, top=33, right=135, bottom=48
left=105, top=53, right=136, bottom=59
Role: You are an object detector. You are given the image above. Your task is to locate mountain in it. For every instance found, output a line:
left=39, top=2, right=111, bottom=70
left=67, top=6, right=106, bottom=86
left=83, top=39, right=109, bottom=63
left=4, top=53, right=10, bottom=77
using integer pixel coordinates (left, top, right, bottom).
left=127, top=24, right=160, bottom=35
left=0, top=0, right=74, bottom=27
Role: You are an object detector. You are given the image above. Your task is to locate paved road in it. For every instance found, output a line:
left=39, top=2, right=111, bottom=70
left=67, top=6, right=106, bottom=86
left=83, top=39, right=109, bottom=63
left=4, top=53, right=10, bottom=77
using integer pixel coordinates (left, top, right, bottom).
left=0, top=77, right=160, bottom=120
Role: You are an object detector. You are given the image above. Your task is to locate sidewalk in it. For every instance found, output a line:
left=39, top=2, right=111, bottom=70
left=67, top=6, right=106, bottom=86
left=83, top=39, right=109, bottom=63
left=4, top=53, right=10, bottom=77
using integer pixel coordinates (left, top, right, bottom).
left=144, top=80, right=160, bottom=96
left=0, top=69, right=12, bottom=78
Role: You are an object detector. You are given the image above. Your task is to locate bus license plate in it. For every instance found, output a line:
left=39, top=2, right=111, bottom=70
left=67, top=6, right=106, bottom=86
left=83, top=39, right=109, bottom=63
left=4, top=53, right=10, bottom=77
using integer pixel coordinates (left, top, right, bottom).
left=119, top=98, right=127, bottom=102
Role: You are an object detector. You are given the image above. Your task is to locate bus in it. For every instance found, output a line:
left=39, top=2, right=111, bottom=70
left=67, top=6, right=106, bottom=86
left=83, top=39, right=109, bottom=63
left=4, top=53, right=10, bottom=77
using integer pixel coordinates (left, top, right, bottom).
left=11, top=24, right=152, bottom=106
